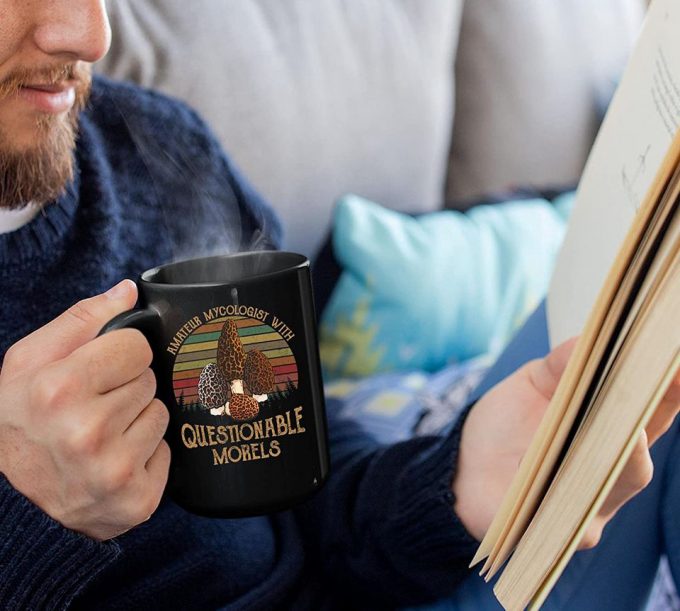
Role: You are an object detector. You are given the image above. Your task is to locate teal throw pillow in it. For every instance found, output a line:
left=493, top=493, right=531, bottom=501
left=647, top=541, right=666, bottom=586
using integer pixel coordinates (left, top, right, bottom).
left=319, top=193, right=574, bottom=379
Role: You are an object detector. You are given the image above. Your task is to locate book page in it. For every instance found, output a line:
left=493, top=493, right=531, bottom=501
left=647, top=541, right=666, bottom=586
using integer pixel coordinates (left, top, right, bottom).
left=530, top=351, right=680, bottom=610
left=472, top=131, right=680, bottom=575
left=496, top=243, right=680, bottom=610
left=548, top=0, right=680, bottom=346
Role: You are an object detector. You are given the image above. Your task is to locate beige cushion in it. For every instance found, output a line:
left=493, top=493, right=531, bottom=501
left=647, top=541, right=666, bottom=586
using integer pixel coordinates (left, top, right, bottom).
left=446, top=0, right=645, bottom=205
left=97, top=0, right=463, bottom=256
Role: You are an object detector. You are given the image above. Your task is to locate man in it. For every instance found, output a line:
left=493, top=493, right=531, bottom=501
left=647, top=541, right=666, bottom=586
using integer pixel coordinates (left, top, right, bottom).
left=0, top=1, right=676, bottom=609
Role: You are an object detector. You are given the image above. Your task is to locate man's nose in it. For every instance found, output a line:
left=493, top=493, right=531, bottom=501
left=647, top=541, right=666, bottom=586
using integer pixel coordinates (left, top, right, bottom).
left=32, top=0, right=111, bottom=64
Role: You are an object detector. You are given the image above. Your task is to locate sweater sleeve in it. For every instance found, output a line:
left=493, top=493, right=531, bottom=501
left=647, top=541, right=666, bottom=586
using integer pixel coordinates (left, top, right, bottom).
left=0, top=474, right=121, bottom=611
left=295, top=400, right=480, bottom=608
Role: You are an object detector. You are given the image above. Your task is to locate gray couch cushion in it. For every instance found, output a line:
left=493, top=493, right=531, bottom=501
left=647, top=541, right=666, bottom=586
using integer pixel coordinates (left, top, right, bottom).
left=446, top=0, right=644, bottom=205
left=97, top=0, right=462, bottom=256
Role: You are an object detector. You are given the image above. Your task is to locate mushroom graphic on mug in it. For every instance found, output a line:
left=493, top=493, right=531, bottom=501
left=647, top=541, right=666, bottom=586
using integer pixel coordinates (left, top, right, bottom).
left=217, top=319, right=245, bottom=395
left=229, top=394, right=261, bottom=422
left=244, top=349, right=275, bottom=403
left=196, top=319, right=282, bottom=421
left=198, top=363, right=230, bottom=416
left=212, top=319, right=261, bottom=421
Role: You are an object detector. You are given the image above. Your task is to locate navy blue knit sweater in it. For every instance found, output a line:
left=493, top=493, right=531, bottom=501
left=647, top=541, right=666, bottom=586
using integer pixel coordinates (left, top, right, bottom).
left=0, top=77, right=478, bottom=610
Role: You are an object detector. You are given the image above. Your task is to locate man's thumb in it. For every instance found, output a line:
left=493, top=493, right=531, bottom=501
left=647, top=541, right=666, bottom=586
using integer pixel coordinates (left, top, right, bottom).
left=3, top=280, right=138, bottom=374
left=523, top=337, right=578, bottom=402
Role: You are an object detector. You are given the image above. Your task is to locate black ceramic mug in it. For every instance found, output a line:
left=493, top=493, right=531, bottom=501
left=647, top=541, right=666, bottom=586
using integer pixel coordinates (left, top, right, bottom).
left=99, top=251, right=329, bottom=518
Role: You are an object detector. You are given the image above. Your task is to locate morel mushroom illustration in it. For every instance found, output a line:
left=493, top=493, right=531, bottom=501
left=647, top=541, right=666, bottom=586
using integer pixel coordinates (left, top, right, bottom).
left=217, top=319, right=245, bottom=394
left=244, top=349, right=275, bottom=403
left=229, top=393, right=260, bottom=421
left=198, top=363, right=230, bottom=416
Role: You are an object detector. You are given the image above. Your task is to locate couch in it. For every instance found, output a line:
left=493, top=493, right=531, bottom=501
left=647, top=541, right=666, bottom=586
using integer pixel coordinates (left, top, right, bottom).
left=96, top=0, right=644, bottom=258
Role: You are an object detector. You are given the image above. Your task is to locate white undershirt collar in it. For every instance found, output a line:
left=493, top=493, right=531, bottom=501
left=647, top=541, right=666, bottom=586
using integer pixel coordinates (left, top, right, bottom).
left=0, top=203, right=42, bottom=234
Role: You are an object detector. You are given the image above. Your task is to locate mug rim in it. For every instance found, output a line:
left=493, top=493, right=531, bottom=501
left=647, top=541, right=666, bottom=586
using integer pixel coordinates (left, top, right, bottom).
left=140, top=250, right=309, bottom=288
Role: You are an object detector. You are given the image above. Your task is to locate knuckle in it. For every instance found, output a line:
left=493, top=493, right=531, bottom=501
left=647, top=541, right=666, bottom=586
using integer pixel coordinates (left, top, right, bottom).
left=147, top=400, right=169, bottom=434
left=64, top=424, right=103, bottom=458
left=139, top=368, right=158, bottom=400
left=141, top=491, right=162, bottom=519
left=628, top=438, right=654, bottom=492
left=126, top=491, right=161, bottom=525
left=159, top=439, right=171, bottom=461
left=519, top=359, right=542, bottom=377
left=156, top=440, right=172, bottom=472
left=638, top=455, right=654, bottom=490
left=66, top=300, right=98, bottom=326
left=123, top=329, right=153, bottom=368
left=101, top=460, right=135, bottom=494
left=580, top=529, right=602, bottom=550
left=138, top=336, right=154, bottom=369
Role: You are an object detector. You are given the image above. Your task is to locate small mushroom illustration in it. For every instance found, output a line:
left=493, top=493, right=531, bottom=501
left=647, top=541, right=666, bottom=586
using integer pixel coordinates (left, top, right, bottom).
left=217, top=319, right=245, bottom=395
left=198, top=363, right=230, bottom=416
left=244, top=349, right=275, bottom=403
left=229, top=393, right=260, bottom=421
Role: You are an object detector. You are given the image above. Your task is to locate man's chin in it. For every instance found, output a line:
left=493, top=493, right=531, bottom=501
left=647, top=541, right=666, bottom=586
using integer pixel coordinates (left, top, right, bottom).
left=0, top=64, right=91, bottom=210
left=5, top=125, right=56, bottom=156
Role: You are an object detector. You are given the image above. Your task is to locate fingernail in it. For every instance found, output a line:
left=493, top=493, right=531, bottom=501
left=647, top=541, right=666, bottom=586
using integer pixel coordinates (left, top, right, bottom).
left=105, top=279, right=134, bottom=300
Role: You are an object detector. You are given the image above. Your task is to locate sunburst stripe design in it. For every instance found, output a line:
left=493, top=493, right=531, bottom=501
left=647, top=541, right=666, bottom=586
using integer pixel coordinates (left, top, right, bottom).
left=173, top=364, right=299, bottom=390
left=171, top=315, right=298, bottom=405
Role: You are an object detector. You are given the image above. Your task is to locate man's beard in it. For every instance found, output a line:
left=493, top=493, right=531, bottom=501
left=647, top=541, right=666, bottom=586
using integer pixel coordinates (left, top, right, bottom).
left=0, top=63, right=91, bottom=210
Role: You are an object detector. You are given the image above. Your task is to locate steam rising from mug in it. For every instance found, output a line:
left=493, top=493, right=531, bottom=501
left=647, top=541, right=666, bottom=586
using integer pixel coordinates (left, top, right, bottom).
left=116, top=104, right=277, bottom=264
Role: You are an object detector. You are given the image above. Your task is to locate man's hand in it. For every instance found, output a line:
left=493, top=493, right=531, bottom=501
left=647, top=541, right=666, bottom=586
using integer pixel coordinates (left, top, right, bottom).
left=0, top=280, right=170, bottom=541
left=453, top=339, right=680, bottom=549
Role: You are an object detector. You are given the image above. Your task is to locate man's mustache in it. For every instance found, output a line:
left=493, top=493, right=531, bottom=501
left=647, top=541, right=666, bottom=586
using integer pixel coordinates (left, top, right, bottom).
left=0, top=63, right=91, bottom=101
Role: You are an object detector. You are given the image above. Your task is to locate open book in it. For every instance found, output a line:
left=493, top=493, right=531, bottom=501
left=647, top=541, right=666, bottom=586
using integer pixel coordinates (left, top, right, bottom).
left=472, top=0, right=680, bottom=608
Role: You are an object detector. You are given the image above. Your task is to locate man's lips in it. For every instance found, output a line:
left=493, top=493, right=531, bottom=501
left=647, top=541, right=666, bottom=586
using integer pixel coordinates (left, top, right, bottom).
left=16, top=81, right=76, bottom=114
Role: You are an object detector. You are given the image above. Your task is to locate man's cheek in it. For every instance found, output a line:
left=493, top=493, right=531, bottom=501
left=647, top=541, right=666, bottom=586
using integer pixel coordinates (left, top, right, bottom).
left=0, top=20, right=24, bottom=71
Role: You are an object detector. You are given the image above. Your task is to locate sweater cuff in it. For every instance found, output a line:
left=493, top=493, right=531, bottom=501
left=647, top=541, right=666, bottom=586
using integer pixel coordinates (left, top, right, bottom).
left=0, top=474, right=121, bottom=610
left=391, top=402, right=480, bottom=565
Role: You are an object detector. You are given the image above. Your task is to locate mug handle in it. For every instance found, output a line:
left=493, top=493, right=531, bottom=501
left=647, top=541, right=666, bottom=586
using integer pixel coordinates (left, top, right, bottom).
left=98, top=308, right=160, bottom=339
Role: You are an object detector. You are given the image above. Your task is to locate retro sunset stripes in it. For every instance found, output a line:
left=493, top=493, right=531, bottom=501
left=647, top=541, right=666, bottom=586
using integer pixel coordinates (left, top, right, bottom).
left=172, top=316, right=298, bottom=404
